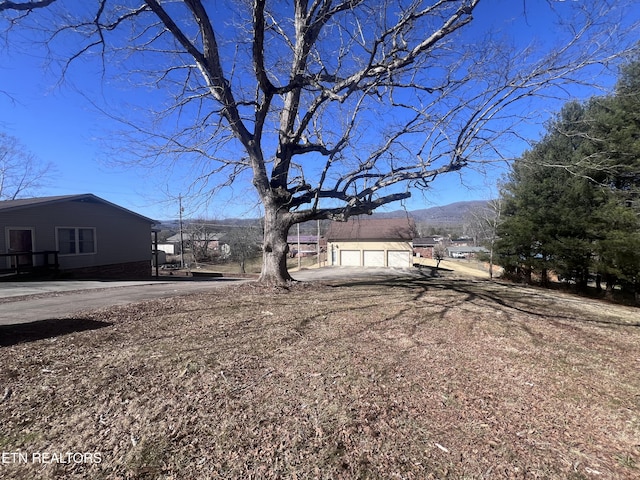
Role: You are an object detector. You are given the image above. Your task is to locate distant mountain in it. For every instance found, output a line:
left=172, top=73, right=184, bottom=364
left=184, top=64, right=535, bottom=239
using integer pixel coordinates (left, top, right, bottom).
left=157, top=200, right=489, bottom=230
left=154, top=217, right=260, bottom=232
left=374, top=200, right=489, bottom=225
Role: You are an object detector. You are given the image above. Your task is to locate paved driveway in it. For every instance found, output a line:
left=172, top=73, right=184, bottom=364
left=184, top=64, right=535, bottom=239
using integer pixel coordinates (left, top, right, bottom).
left=0, top=267, right=422, bottom=325
left=0, top=278, right=249, bottom=325
left=292, top=266, right=422, bottom=281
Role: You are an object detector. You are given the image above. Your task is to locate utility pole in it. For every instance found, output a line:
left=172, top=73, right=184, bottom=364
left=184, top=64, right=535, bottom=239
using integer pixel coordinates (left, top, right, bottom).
left=317, top=220, right=321, bottom=266
left=297, top=223, right=301, bottom=270
left=179, top=194, right=185, bottom=269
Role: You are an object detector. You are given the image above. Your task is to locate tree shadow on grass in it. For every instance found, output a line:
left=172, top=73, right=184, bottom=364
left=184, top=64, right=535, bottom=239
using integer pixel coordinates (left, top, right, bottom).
left=0, top=318, right=112, bottom=347
left=327, top=273, right=640, bottom=329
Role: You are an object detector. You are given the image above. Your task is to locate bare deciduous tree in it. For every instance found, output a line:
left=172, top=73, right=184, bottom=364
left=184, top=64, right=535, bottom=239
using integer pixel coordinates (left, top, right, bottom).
left=2, top=0, right=637, bottom=283
left=183, top=220, right=221, bottom=265
left=0, top=132, right=53, bottom=200
left=224, top=226, right=262, bottom=274
left=433, top=244, right=447, bottom=269
left=465, top=197, right=503, bottom=279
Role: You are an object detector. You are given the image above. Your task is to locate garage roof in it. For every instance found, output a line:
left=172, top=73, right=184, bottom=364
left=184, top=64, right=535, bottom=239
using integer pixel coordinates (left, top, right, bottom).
left=326, top=217, right=416, bottom=241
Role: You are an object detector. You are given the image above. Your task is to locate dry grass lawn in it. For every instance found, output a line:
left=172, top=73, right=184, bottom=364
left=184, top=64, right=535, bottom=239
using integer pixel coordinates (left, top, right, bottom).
left=1, top=273, right=639, bottom=479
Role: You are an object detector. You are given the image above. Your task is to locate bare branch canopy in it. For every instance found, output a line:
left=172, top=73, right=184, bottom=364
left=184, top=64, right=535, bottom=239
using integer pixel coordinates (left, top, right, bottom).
left=2, top=0, right=637, bottom=282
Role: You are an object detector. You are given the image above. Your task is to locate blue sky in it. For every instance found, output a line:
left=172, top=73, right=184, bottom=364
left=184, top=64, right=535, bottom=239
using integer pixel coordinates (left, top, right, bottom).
left=0, top=0, right=635, bottom=221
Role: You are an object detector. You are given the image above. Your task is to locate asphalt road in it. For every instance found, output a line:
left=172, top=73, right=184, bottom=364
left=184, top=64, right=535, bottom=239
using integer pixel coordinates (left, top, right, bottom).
left=0, top=278, right=249, bottom=325
left=0, top=267, right=423, bottom=326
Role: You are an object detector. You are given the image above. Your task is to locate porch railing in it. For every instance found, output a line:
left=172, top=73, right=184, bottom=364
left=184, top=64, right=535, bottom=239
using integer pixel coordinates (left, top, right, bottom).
left=0, top=251, right=60, bottom=276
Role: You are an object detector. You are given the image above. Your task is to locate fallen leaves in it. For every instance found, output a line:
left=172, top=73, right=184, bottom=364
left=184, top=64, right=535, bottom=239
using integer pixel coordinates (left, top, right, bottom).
left=1, top=276, right=639, bottom=479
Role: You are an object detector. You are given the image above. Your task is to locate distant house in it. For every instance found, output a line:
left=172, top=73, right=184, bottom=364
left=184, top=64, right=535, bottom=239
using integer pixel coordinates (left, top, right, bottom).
left=164, top=231, right=227, bottom=258
left=286, top=234, right=324, bottom=257
left=0, top=194, right=156, bottom=279
left=412, top=236, right=442, bottom=259
left=156, top=242, right=175, bottom=255
left=447, top=246, right=488, bottom=259
left=449, top=237, right=475, bottom=247
left=326, top=217, right=416, bottom=268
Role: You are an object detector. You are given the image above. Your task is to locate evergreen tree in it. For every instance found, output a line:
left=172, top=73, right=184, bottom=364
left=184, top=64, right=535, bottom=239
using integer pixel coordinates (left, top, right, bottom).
left=497, top=102, right=596, bottom=286
left=585, top=58, right=640, bottom=207
left=496, top=59, right=640, bottom=296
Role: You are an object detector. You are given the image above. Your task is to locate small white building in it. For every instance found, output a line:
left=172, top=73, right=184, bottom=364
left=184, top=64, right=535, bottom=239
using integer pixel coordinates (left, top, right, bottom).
left=447, top=246, right=488, bottom=259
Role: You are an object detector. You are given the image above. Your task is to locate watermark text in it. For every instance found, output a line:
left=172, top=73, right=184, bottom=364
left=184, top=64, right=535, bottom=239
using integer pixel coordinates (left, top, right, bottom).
left=1, top=451, right=102, bottom=465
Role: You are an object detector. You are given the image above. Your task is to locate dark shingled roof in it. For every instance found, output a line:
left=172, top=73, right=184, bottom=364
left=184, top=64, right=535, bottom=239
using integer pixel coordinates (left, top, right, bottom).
left=0, top=194, right=156, bottom=223
left=0, top=194, right=81, bottom=210
left=413, top=237, right=440, bottom=247
left=286, top=235, right=319, bottom=244
left=326, top=217, right=416, bottom=241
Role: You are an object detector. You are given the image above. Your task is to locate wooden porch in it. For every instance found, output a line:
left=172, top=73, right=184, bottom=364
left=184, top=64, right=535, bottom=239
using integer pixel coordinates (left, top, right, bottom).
left=0, top=251, right=60, bottom=279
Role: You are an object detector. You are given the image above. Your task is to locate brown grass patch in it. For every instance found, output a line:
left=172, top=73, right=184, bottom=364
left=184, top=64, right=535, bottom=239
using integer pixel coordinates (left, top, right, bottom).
left=1, top=275, right=639, bottom=479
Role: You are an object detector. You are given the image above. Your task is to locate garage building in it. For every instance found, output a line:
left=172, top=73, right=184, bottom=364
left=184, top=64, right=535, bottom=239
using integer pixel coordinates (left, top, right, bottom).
left=326, top=217, right=416, bottom=268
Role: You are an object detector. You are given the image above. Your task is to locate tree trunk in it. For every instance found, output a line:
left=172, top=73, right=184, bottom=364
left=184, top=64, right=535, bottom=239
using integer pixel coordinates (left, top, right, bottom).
left=259, top=206, right=293, bottom=284
left=488, top=247, right=494, bottom=280
left=604, top=274, right=616, bottom=299
left=541, top=268, right=549, bottom=287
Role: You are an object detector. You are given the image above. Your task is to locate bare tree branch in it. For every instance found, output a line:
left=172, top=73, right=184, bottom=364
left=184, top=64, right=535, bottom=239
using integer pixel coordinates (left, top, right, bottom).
left=4, top=0, right=638, bottom=282
left=0, top=132, right=55, bottom=200
left=0, top=0, right=55, bottom=13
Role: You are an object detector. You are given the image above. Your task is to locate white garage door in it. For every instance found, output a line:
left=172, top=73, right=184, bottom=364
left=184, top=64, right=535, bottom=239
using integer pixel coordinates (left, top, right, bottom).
left=363, top=250, right=384, bottom=267
left=387, top=250, right=411, bottom=268
left=340, top=250, right=361, bottom=266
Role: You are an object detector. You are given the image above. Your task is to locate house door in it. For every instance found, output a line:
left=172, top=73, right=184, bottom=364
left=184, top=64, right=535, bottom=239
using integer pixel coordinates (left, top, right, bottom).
left=6, top=228, right=34, bottom=269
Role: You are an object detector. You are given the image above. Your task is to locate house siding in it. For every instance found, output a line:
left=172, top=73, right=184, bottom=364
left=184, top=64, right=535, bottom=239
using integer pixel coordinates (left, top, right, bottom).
left=64, top=260, right=151, bottom=279
left=414, top=246, right=434, bottom=259
left=0, top=196, right=153, bottom=278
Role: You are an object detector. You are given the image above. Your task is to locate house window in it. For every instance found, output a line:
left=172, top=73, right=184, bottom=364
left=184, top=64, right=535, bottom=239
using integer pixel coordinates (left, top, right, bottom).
left=57, top=228, right=96, bottom=255
left=78, top=228, right=95, bottom=253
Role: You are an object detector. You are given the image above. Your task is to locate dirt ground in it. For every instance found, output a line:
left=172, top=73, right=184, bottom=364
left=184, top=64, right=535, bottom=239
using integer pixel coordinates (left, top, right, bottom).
left=414, top=257, right=500, bottom=280
left=1, top=270, right=639, bottom=479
